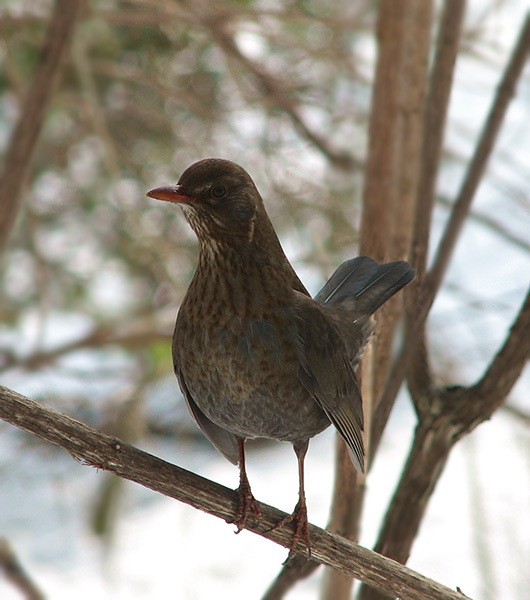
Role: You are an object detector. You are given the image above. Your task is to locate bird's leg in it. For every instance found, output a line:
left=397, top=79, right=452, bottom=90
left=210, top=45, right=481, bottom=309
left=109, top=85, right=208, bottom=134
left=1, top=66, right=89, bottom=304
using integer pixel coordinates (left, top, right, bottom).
left=270, top=441, right=311, bottom=561
left=233, top=438, right=261, bottom=533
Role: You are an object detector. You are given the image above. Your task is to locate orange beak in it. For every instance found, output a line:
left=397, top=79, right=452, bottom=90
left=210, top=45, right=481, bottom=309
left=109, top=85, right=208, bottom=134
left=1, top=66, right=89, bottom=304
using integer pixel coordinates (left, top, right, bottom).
left=146, top=185, right=195, bottom=204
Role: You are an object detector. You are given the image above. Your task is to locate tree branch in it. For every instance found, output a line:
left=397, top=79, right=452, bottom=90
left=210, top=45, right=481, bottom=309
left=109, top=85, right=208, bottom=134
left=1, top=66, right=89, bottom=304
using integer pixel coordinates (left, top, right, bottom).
left=0, top=0, right=86, bottom=257
left=0, top=385, right=469, bottom=600
left=262, top=4, right=435, bottom=592
left=370, top=0, right=466, bottom=455
left=357, top=285, right=529, bottom=600
left=319, top=3, right=434, bottom=599
left=410, top=0, right=465, bottom=280
left=424, top=11, right=530, bottom=305
left=461, top=285, right=530, bottom=430
left=437, top=194, right=530, bottom=254
left=0, top=311, right=172, bottom=374
left=405, top=0, right=466, bottom=419
left=371, top=9, right=530, bottom=455
left=262, top=558, right=319, bottom=600
left=0, top=538, right=45, bottom=600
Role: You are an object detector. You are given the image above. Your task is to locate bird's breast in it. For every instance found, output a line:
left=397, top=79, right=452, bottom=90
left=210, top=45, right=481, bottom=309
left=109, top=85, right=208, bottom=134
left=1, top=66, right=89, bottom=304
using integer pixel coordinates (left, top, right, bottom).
left=173, top=306, right=329, bottom=442
left=175, top=308, right=300, bottom=392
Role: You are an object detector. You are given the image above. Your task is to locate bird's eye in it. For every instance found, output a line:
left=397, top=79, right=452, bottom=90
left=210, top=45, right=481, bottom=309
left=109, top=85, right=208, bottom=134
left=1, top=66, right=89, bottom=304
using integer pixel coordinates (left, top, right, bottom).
left=211, top=184, right=227, bottom=199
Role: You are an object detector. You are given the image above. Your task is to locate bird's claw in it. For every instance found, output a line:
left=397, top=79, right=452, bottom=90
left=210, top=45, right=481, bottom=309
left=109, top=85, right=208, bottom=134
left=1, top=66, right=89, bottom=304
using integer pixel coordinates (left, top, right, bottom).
left=232, top=480, right=261, bottom=533
left=267, top=498, right=311, bottom=562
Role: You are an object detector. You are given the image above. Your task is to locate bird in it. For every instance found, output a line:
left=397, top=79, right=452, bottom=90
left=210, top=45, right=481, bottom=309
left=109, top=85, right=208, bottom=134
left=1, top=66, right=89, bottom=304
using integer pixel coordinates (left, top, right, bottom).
left=147, top=158, right=414, bottom=558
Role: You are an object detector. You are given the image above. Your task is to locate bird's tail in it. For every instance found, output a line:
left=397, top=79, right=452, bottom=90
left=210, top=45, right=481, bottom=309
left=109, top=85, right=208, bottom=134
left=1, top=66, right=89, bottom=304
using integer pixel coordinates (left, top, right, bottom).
left=315, top=257, right=415, bottom=317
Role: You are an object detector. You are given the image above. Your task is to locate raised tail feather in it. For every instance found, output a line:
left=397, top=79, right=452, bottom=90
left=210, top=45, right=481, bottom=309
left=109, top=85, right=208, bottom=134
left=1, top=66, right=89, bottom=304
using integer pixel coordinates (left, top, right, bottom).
left=315, top=257, right=415, bottom=317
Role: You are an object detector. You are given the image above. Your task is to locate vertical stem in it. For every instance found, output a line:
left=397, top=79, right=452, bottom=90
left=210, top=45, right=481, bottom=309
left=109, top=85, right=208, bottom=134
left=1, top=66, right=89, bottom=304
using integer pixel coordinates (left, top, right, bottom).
left=358, top=421, right=454, bottom=600
left=322, top=1, right=433, bottom=597
left=371, top=0, right=467, bottom=455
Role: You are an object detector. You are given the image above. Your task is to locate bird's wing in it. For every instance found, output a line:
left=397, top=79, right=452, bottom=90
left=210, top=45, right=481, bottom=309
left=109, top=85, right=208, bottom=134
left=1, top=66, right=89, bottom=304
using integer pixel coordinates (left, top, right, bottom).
left=294, top=294, right=365, bottom=473
left=175, top=367, right=240, bottom=465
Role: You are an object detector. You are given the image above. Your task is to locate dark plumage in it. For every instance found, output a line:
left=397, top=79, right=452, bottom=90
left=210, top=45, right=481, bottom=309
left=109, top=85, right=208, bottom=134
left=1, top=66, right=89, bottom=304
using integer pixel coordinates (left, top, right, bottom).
left=147, top=158, right=414, bottom=557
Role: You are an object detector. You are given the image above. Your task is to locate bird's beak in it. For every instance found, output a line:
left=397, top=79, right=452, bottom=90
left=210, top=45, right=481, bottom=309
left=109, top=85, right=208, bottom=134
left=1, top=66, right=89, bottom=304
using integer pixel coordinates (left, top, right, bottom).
left=146, top=185, right=195, bottom=204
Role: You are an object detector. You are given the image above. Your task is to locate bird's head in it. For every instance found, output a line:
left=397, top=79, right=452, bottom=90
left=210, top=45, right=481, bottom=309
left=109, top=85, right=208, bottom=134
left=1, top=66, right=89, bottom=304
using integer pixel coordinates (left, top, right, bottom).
left=147, top=158, right=264, bottom=248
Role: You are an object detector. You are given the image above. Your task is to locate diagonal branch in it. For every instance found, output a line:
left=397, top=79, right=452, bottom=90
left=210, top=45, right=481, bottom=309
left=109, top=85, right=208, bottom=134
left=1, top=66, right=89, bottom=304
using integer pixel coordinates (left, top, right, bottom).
left=410, top=0, right=466, bottom=281
left=436, top=194, right=530, bottom=254
left=0, top=539, right=45, bottom=600
left=0, top=385, right=469, bottom=600
left=357, top=288, right=530, bottom=600
left=359, top=16, right=530, bottom=597
left=460, top=284, right=530, bottom=429
left=423, top=11, right=530, bottom=305
left=0, top=0, right=86, bottom=257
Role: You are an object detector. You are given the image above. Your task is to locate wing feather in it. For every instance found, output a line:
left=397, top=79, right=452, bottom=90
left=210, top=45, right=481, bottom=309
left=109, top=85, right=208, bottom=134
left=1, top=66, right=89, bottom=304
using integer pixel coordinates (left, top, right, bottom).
left=295, top=294, right=365, bottom=473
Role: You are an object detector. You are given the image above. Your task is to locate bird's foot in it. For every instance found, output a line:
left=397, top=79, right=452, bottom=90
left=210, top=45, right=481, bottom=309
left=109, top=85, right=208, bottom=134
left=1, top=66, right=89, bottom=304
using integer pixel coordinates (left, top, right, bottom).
left=270, top=498, right=311, bottom=562
left=232, top=478, right=261, bottom=533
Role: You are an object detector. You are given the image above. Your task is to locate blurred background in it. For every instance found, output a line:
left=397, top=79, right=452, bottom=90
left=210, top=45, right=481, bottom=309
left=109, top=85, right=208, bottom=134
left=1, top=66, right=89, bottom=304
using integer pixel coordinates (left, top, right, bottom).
left=0, top=0, right=529, bottom=599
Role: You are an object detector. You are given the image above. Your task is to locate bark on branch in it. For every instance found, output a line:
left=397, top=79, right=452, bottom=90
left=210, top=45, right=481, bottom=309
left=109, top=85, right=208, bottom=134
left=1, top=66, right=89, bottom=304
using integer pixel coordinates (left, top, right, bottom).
left=0, top=385, right=469, bottom=600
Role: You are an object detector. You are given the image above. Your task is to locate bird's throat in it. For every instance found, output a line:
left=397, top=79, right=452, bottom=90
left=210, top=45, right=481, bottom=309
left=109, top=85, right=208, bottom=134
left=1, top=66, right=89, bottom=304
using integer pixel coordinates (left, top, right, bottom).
left=188, top=243, right=293, bottom=322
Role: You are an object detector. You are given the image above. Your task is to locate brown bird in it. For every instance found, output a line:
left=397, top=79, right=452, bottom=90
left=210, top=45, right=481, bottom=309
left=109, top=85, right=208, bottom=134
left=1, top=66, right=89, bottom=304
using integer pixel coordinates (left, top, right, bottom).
left=147, top=158, right=414, bottom=557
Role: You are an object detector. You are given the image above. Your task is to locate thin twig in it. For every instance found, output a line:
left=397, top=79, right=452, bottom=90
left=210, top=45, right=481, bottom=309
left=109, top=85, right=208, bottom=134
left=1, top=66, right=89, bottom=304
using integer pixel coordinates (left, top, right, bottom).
left=371, top=0, right=466, bottom=456
left=319, top=4, right=434, bottom=599
left=424, top=11, right=530, bottom=303
left=198, top=13, right=360, bottom=171
left=410, top=0, right=466, bottom=280
left=72, top=33, right=121, bottom=179
left=464, top=285, right=530, bottom=425
left=262, top=559, right=319, bottom=600
left=437, top=194, right=530, bottom=254
left=405, top=0, right=467, bottom=417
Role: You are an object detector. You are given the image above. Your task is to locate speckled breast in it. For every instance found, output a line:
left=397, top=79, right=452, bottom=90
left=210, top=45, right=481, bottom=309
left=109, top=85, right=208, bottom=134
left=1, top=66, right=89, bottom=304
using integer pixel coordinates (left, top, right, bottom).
left=175, top=312, right=331, bottom=444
